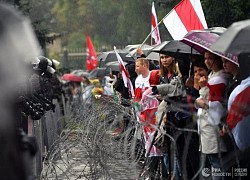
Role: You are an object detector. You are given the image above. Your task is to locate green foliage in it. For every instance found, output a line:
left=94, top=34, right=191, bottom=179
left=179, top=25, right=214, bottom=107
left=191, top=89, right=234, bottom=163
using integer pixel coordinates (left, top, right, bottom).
left=9, top=0, right=250, bottom=50
left=202, top=0, right=250, bottom=28
left=117, top=0, right=151, bottom=45
left=67, top=32, right=85, bottom=49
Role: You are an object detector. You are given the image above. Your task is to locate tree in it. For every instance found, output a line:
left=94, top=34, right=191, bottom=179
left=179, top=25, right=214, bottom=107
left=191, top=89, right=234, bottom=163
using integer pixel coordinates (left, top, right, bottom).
left=202, top=0, right=250, bottom=28
left=2, top=0, right=56, bottom=53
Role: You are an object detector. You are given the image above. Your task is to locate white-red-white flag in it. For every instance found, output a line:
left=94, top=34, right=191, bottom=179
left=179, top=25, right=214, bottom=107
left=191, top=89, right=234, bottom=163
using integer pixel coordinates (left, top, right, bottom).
left=86, top=34, right=98, bottom=71
left=114, top=46, right=135, bottom=98
left=163, top=0, right=207, bottom=40
left=151, top=2, right=161, bottom=45
left=226, top=76, right=250, bottom=150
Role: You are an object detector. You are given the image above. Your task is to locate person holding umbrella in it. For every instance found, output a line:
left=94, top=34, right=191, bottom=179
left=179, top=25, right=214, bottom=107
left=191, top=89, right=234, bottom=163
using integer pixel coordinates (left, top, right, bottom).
left=195, top=51, right=232, bottom=174
left=210, top=19, right=250, bottom=170
left=221, top=57, right=240, bottom=100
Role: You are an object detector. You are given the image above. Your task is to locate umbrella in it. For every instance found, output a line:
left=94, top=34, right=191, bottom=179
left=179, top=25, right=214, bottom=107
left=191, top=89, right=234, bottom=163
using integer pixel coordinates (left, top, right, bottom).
left=71, top=69, right=90, bottom=77
left=152, top=40, right=201, bottom=59
left=61, top=73, right=83, bottom=82
left=146, top=52, right=160, bottom=61
left=123, top=44, right=152, bottom=52
left=126, top=44, right=153, bottom=59
left=105, top=61, right=127, bottom=72
left=151, top=41, right=169, bottom=52
left=181, top=29, right=222, bottom=54
left=89, top=67, right=109, bottom=79
left=98, top=49, right=134, bottom=66
left=181, top=27, right=238, bottom=64
left=211, top=19, right=250, bottom=54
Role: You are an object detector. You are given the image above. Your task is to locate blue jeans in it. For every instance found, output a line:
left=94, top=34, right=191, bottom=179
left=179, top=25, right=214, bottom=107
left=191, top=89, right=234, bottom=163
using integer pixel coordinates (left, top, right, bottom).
left=207, top=153, right=224, bottom=168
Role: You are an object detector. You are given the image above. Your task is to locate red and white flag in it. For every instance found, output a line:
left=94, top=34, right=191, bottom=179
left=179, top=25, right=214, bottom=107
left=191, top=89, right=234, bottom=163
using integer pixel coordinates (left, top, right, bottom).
left=114, top=46, right=135, bottom=98
left=86, top=34, right=98, bottom=71
left=207, top=75, right=227, bottom=125
left=151, top=2, right=161, bottom=45
left=163, top=0, right=207, bottom=40
left=226, top=77, right=250, bottom=150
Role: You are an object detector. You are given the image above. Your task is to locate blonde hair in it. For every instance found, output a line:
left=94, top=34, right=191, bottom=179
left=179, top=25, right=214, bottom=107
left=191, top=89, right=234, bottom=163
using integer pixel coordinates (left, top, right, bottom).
left=175, top=62, right=182, bottom=77
left=136, top=58, right=149, bottom=68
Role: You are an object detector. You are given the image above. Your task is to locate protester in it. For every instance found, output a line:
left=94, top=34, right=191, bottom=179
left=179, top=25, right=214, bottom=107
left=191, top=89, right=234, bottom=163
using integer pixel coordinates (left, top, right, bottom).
left=195, top=51, right=231, bottom=174
left=82, top=76, right=94, bottom=107
left=140, top=69, right=169, bottom=179
left=111, top=63, right=137, bottom=136
left=103, top=74, right=117, bottom=97
left=151, top=53, right=187, bottom=179
left=218, top=57, right=240, bottom=149
left=185, top=55, right=206, bottom=111
left=136, top=47, right=157, bottom=70
left=185, top=58, right=209, bottom=178
left=153, top=54, right=186, bottom=127
left=68, top=81, right=82, bottom=99
left=225, top=53, right=250, bottom=151
left=91, top=79, right=103, bottom=99
left=134, top=58, right=151, bottom=101
left=221, top=57, right=240, bottom=101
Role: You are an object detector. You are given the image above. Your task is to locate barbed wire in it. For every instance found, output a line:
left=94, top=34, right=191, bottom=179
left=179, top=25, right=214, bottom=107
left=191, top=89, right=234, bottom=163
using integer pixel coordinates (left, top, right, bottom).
left=40, top=94, right=246, bottom=180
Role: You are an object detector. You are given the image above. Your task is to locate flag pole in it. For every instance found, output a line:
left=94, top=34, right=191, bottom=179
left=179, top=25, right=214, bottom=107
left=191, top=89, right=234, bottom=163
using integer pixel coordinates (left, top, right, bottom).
left=139, top=18, right=165, bottom=48
left=139, top=0, right=183, bottom=48
left=128, top=1, right=182, bottom=58
left=127, top=12, right=171, bottom=58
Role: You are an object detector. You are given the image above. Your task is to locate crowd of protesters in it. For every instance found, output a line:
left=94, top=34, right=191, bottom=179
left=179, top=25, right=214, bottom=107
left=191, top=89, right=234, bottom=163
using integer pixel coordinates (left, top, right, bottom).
left=1, top=2, right=250, bottom=179
left=65, top=42, right=249, bottom=179
left=63, top=42, right=250, bottom=179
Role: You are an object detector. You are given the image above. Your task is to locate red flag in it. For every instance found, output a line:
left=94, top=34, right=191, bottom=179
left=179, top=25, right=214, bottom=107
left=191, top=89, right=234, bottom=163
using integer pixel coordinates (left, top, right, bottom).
left=163, top=0, right=207, bottom=40
left=86, top=34, right=98, bottom=71
left=151, top=2, right=161, bottom=45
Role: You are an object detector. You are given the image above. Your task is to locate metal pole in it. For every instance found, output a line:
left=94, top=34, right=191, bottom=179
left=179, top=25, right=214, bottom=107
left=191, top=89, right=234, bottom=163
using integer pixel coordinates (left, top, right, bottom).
left=63, top=47, right=69, bottom=72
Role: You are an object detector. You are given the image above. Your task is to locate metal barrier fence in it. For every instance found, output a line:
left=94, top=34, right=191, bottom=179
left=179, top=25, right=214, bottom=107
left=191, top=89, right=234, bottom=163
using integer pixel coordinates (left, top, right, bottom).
left=59, top=46, right=126, bottom=71
left=32, top=99, right=63, bottom=179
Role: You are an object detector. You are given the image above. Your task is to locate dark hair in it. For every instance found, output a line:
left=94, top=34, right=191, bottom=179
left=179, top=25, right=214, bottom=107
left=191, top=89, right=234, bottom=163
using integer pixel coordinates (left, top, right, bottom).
left=214, top=54, right=224, bottom=70
left=83, top=76, right=91, bottom=85
left=126, top=63, right=137, bottom=79
left=238, top=52, right=250, bottom=80
left=192, top=59, right=208, bottom=71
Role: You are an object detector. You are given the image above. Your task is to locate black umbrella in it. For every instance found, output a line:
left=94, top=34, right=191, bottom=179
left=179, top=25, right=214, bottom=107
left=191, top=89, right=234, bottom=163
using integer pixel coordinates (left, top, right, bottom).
left=105, top=61, right=127, bottom=72
left=98, top=49, right=134, bottom=67
left=146, top=52, right=160, bottom=61
left=211, top=19, right=250, bottom=54
left=238, top=53, right=250, bottom=81
left=150, top=41, right=169, bottom=52
left=152, top=40, right=201, bottom=59
left=89, top=67, right=109, bottom=79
